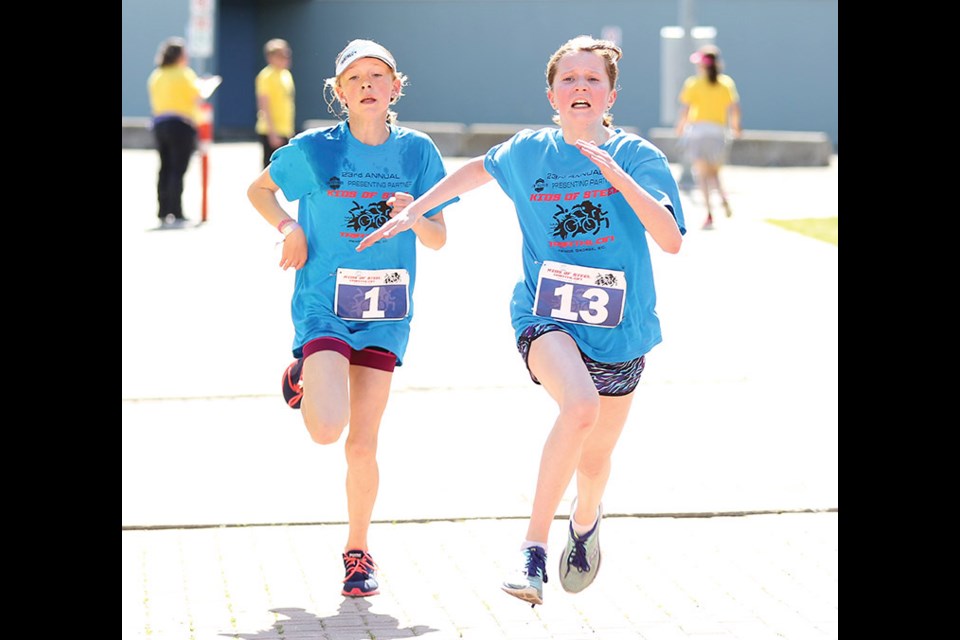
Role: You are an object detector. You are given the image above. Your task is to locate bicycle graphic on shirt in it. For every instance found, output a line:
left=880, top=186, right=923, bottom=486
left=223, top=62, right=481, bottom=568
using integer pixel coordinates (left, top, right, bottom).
left=551, top=200, right=609, bottom=240
left=346, top=201, right=393, bottom=232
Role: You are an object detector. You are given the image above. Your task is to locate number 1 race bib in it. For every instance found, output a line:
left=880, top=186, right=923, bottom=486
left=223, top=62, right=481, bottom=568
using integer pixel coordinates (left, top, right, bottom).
left=335, top=268, right=409, bottom=321
left=533, top=261, right=626, bottom=328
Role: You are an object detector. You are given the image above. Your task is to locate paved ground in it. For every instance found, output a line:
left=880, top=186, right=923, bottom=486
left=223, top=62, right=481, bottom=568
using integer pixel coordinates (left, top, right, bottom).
left=121, top=142, right=838, bottom=639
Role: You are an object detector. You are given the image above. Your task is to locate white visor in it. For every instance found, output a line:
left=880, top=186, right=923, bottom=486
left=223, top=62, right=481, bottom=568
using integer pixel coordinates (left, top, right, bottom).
left=335, top=40, right=397, bottom=76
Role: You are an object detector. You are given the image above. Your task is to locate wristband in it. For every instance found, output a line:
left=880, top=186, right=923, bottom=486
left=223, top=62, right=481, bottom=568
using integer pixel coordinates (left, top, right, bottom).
left=278, top=219, right=300, bottom=237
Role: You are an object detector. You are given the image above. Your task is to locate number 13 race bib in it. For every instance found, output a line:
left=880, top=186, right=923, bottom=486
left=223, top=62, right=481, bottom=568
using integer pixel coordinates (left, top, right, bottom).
left=533, top=261, right=626, bottom=328
left=335, top=268, right=410, bottom=321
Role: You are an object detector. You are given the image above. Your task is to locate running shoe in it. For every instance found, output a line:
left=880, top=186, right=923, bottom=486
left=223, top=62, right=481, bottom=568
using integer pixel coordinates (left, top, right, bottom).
left=342, top=549, right=380, bottom=597
left=281, top=358, right=304, bottom=409
left=502, top=545, right=548, bottom=606
left=559, top=499, right=602, bottom=593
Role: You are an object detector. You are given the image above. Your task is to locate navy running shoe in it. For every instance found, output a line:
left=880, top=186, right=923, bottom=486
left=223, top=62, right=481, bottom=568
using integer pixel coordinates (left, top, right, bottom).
left=342, top=549, right=380, bottom=597
left=281, top=358, right=303, bottom=409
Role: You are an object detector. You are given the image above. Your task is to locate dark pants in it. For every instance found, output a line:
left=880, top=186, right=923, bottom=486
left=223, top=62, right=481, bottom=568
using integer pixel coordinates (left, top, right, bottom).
left=260, top=134, right=290, bottom=168
left=154, top=119, right=197, bottom=219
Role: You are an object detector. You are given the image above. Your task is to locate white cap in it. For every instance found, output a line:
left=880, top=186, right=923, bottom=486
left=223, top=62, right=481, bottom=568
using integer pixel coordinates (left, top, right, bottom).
left=335, top=39, right=397, bottom=77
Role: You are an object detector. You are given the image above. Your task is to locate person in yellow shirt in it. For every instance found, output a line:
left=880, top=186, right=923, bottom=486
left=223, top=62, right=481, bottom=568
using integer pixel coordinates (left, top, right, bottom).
left=676, top=45, right=742, bottom=230
left=147, top=37, right=220, bottom=226
left=255, top=39, right=296, bottom=168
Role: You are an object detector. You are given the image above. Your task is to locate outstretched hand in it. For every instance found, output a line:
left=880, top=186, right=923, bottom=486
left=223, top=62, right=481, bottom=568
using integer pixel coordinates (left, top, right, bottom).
left=357, top=192, right=420, bottom=251
left=387, top=191, right=414, bottom=216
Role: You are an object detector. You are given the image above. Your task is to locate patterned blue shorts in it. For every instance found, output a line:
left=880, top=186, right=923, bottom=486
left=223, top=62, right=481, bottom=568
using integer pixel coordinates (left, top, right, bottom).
left=516, top=324, right=646, bottom=397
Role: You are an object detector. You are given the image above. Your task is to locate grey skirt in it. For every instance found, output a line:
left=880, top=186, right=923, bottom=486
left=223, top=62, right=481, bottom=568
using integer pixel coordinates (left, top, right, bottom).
left=680, top=122, right=729, bottom=165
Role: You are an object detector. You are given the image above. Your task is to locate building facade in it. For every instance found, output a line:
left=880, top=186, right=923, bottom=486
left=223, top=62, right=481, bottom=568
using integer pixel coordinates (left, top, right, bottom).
left=122, top=0, right=838, bottom=149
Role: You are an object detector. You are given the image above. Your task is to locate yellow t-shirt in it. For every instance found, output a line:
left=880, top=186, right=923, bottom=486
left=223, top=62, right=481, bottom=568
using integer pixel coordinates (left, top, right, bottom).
left=148, top=65, right=201, bottom=123
left=679, top=74, right=739, bottom=126
left=255, top=65, right=295, bottom=137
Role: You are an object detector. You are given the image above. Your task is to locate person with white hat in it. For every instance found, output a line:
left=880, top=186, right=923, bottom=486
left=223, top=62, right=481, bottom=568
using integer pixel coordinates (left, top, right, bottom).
left=247, top=38, right=456, bottom=598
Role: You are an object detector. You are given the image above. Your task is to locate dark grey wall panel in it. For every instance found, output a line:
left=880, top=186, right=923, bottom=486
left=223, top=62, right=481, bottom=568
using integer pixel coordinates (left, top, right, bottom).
left=122, top=0, right=838, bottom=148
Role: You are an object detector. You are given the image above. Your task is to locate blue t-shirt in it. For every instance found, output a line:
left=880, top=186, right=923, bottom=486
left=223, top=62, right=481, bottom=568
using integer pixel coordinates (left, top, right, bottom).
left=269, top=120, right=456, bottom=365
left=484, top=127, right=685, bottom=363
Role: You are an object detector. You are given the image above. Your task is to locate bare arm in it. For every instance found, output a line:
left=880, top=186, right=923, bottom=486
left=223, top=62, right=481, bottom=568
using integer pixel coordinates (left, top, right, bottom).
left=410, top=212, right=446, bottom=250
left=575, top=140, right=682, bottom=254
left=357, top=156, right=492, bottom=251
left=728, top=102, right=742, bottom=138
left=675, top=104, right=690, bottom=136
left=257, top=93, right=283, bottom=147
left=386, top=192, right=447, bottom=250
left=246, top=168, right=307, bottom=270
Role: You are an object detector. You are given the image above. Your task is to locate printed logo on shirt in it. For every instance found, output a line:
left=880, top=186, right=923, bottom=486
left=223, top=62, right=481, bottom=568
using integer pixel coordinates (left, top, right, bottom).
left=551, top=200, right=610, bottom=240
left=327, top=173, right=412, bottom=192
left=324, top=187, right=414, bottom=239
left=529, top=169, right=620, bottom=205
left=345, top=200, right=393, bottom=232
left=528, top=172, right=622, bottom=252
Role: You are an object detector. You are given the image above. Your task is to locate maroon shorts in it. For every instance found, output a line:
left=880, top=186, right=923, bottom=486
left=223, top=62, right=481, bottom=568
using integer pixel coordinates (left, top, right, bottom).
left=302, top=337, right=397, bottom=372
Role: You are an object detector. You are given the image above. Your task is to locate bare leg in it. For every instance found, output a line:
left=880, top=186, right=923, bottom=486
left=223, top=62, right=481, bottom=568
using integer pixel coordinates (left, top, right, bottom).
left=713, top=165, right=732, bottom=216
left=574, top=393, right=634, bottom=525
left=524, top=332, right=601, bottom=543
left=343, top=365, right=392, bottom=552
left=299, top=352, right=392, bottom=553
left=301, top=350, right=351, bottom=444
left=693, top=158, right=714, bottom=226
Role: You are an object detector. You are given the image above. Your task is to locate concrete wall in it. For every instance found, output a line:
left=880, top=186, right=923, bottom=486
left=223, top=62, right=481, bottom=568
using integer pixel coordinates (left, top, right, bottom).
left=122, top=0, right=838, bottom=150
left=299, top=121, right=830, bottom=166
left=124, top=116, right=830, bottom=167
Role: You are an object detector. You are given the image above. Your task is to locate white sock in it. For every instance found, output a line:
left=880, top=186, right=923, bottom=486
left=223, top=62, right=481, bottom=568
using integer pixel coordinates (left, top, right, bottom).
left=572, top=509, right=599, bottom=536
left=521, top=540, right=548, bottom=554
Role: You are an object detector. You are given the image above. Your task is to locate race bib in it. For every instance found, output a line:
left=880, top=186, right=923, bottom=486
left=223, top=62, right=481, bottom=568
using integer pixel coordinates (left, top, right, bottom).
left=533, top=261, right=626, bottom=328
left=335, top=268, right=409, bottom=321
